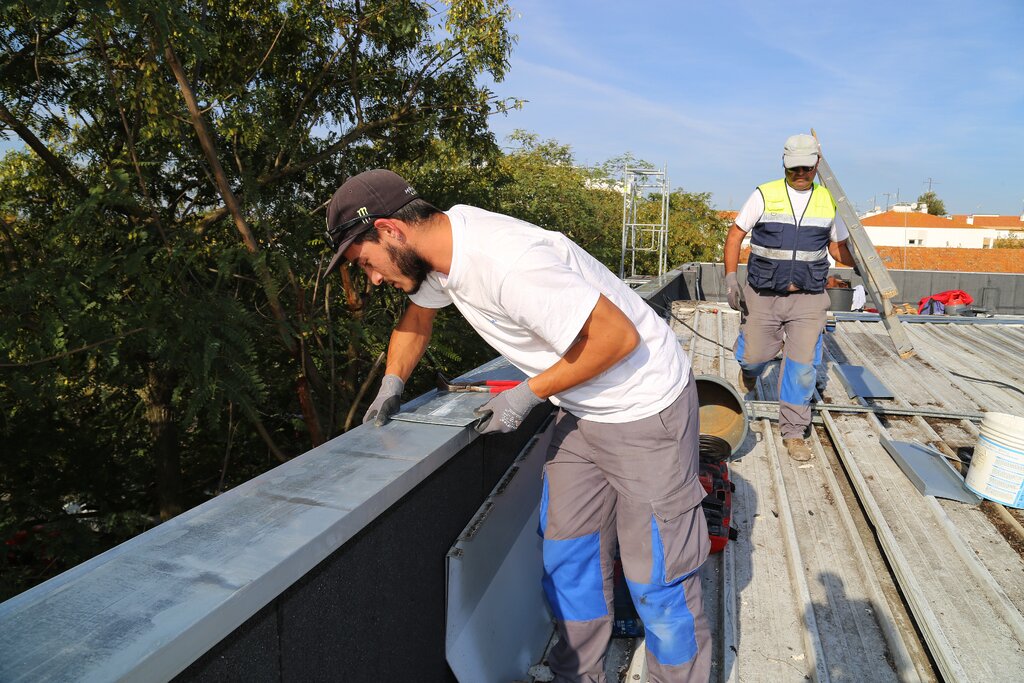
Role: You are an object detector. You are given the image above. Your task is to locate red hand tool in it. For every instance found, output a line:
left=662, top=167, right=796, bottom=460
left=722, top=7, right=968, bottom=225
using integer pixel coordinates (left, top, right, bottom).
left=436, top=372, right=521, bottom=394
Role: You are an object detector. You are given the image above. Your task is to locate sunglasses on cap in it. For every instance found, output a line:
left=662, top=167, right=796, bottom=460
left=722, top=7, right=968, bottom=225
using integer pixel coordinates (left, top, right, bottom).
left=785, top=165, right=816, bottom=174
left=324, top=213, right=387, bottom=251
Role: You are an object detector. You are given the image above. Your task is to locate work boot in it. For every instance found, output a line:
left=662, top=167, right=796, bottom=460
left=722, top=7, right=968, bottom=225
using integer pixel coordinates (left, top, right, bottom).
left=783, top=438, right=813, bottom=462
left=738, top=368, right=758, bottom=394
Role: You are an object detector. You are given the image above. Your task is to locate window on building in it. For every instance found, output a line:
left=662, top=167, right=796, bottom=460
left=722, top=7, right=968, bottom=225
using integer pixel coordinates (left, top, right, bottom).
left=907, top=238, right=923, bottom=246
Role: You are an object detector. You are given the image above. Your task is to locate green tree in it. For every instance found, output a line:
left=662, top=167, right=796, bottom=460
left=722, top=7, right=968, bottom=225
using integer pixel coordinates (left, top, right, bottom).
left=491, top=131, right=621, bottom=267
left=917, top=191, right=946, bottom=216
left=668, top=189, right=730, bottom=264
left=0, top=0, right=515, bottom=597
left=993, top=234, right=1024, bottom=248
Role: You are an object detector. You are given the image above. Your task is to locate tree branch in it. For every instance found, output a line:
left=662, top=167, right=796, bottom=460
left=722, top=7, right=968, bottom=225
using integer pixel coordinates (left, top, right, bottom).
left=344, top=351, right=384, bottom=432
left=160, top=33, right=297, bottom=354
left=196, top=112, right=404, bottom=230
left=0, top=100, right=88, bottom=197
left=0, top=327, right=148, bottom=368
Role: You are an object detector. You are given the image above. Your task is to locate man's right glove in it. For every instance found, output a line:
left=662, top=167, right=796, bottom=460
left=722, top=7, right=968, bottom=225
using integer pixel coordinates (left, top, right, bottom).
left=725, top=272, right=743, bottom=311
left=363, top=374, right=404, bottom=426
left=473, top=381, right=544, bottom=434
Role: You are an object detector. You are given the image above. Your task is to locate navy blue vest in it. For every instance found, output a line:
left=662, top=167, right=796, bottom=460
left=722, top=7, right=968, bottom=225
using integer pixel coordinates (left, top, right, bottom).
left=746, top=179, right=836, bottom=293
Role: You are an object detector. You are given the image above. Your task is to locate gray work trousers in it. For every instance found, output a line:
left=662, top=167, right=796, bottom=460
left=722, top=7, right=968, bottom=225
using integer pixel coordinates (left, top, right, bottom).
left=735, top=283, right=830, bottom=438
left=540, top=375, right=711, bottom=683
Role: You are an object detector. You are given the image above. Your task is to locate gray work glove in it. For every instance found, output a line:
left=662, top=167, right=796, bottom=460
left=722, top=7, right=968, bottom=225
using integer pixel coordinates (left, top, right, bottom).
left=363, top=374, right=404, bottom=426
left=725, top=272, right=744, bottom=311
left=473, top=381, right=544, bottom=434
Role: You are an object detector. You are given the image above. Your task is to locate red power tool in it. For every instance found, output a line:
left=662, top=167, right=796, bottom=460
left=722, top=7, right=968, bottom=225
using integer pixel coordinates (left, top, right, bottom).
left=698, top=436, right=738, bottom=554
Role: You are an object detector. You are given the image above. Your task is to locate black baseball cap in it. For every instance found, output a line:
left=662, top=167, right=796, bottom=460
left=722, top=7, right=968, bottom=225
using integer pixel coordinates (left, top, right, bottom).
left=323, top=169, right=425, bottom=275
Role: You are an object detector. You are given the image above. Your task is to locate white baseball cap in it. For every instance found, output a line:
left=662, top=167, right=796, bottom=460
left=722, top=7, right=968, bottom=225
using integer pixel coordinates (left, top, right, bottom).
left=783, top=134, right=819, bottom=168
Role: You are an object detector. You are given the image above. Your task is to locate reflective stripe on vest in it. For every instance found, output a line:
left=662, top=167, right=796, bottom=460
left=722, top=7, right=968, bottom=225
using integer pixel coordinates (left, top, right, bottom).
left=749, top=244, right=828, bottom=261
left=746, top=179, right=836, bottom=293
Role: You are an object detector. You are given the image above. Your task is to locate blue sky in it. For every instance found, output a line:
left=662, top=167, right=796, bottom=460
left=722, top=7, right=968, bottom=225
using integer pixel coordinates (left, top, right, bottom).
left=485, top=0, right=1024, bottom=215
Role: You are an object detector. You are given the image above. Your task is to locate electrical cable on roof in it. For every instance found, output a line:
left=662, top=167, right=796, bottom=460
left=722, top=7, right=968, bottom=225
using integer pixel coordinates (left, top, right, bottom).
left=948, top=370, right=1024, bottom=397
left=649, top=300, right=735, bottom=352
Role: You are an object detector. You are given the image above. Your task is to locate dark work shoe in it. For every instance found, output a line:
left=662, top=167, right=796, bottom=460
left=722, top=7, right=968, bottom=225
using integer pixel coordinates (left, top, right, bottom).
left=784, top=438, right=813, bottom=462
left=739, top=368, right=758, bottom=393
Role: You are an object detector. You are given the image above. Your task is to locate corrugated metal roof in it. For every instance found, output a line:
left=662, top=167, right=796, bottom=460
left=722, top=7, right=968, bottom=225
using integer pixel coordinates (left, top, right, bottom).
left=662, top=303, right=1024, bottom=683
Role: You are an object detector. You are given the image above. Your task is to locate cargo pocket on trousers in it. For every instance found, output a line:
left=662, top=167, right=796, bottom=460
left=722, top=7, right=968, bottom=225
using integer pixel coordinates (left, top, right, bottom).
left=651, top=476, right=711, bottom=583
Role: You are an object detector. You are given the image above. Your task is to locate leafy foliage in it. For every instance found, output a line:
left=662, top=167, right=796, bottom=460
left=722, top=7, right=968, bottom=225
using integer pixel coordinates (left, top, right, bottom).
left=0, top=0, right=516, bottom=598
left=916, top=191, right=946, bottom=216
left=0, top=2, right=726, bottom=601
left=993, top=233, right=1024, bottom=249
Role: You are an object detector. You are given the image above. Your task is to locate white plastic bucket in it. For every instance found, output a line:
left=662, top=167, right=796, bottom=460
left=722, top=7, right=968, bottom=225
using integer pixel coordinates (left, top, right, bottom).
left=965, top=412, right=1024, bottom=508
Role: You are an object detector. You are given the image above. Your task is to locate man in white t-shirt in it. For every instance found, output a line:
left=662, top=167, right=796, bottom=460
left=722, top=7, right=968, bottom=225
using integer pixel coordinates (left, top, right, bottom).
left=723, top=134, right=855, bottom=461
left=323, top=170, right=711, bottom=682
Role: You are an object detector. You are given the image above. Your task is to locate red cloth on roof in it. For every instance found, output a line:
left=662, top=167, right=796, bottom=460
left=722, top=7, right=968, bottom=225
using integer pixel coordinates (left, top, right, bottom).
left=918, top=289, right=973, bottom=313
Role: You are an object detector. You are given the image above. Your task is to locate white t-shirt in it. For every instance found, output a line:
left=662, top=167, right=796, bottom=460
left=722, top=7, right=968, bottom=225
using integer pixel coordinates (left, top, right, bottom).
left=410, top=205, right=690, bottom=423
left=734, top=183, right=849, bottom=242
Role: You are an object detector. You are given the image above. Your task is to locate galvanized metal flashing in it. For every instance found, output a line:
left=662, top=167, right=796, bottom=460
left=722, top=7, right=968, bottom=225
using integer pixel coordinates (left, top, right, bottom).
left=446, top=416, right=554, bottom=683
left=879, top=437, right=981, bottom=504
left=834, top=363, right=894, bottom=399
left=0, top=358, right=521, bottom=682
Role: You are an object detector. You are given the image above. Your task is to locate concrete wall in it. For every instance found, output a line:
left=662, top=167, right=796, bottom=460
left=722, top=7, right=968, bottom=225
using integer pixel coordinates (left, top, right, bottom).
left=687, top=262, right=1024, bottom=314
left=863, top=225, right=1000, bottom=248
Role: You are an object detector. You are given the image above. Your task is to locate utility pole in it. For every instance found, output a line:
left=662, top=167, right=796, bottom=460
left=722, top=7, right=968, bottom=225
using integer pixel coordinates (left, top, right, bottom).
left=924, top=177, right=940, bottom=192
left=882, top=192, right=894, bottom=211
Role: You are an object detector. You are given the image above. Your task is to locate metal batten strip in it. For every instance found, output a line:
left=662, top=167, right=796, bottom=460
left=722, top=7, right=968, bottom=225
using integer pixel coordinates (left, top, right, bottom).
left=746, top=400, right=983, bottom=422
left=712, top=308, right=740, bottom=683
left=817, top=407, right=969, bottom=682
left=923, top=496, right=1024, bottom=643
left=686, top=307, right=701, bottom=362
left=762, top=421, right=831, bottom=682
left=823, top=324, right=1024, bottom=678
left=806, top=429, right=924, bottom=682
left=712, top=308, right=739, bottom=682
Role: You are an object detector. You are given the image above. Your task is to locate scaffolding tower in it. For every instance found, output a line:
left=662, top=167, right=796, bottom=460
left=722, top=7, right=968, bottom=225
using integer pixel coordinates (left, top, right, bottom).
left=618, top=166, right=669, bottom=285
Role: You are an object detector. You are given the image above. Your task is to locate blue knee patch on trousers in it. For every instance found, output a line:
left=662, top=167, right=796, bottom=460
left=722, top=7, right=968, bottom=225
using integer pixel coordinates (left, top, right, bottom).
left=736, top=332, right=769, bottom=376
left=539, top=475, right=607, bottom=622
left=624, top=515, right=698, bottom=666
left=780, top=356, right=816, bottom=405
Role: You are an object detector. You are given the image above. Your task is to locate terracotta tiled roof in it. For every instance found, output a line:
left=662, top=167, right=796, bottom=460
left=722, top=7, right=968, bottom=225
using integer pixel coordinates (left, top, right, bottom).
left=860, top=211, right=972, bottom=228
left=932, top=213, right=1022, bottom=228
left=874, top=246, right=1024, bottom=273
left=719, top=210, right=738, bottom=222
left=968, top=215, right=1024, bottom=227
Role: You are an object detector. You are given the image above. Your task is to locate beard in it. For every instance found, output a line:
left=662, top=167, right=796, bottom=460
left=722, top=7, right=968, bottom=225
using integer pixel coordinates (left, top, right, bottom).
left=385, top=241, right=432, bottom=295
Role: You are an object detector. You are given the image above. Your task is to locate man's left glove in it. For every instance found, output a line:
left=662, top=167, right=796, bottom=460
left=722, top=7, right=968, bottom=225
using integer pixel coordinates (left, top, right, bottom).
left=473, top=381, right=544, bottom=434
